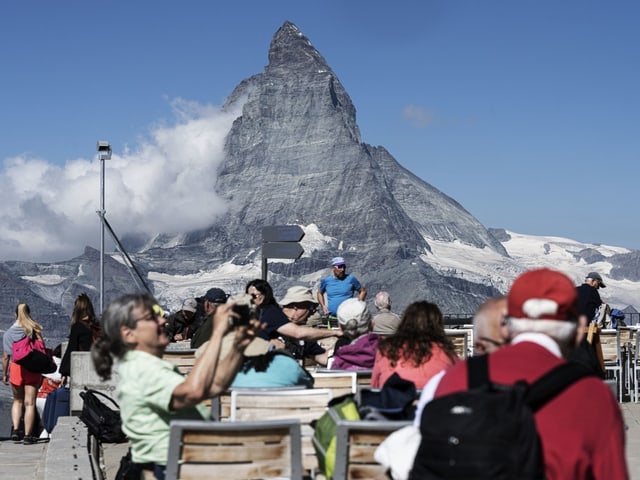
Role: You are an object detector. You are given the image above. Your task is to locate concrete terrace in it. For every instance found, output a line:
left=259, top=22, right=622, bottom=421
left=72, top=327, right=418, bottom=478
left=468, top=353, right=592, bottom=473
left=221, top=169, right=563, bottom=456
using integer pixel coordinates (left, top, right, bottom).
left=0, top=403, right=639, bottom=480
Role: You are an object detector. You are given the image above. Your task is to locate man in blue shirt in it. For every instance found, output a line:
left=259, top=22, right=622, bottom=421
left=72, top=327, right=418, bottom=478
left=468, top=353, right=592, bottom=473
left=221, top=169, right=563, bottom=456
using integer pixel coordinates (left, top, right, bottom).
left=317, top=257, right=367, bottom=319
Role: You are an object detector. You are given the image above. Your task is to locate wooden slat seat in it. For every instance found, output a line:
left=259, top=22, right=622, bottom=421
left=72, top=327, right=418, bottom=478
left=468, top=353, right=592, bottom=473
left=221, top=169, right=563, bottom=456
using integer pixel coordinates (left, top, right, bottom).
left=333, top=420, right=412, bottom=480
left=445, top=329, right=470, bottom=359
left=311, top=371, right=358, bottom=397
left=230, top=388, right=333, bottom=474
left=166, top=419, right=302, bottom=480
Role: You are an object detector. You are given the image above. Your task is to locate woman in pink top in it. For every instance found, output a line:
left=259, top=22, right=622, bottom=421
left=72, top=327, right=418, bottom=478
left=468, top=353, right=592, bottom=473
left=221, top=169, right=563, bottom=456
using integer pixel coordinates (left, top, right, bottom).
left=371, top=301, right=458, bottom=388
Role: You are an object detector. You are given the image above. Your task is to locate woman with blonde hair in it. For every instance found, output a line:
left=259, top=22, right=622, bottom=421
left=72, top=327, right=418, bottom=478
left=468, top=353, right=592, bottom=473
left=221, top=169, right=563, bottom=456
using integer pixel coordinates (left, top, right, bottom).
left=2, top=303, right=45, bottom=444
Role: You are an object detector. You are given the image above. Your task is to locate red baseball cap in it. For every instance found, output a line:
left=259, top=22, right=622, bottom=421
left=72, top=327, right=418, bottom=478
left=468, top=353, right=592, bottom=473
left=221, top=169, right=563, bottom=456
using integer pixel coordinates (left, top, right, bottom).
left=508, top=268, right=579, bottom=321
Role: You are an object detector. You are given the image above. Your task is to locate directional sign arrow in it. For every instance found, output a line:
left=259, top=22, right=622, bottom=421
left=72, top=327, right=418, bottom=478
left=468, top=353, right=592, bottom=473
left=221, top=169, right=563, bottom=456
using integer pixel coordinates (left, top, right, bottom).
left=262, top=225, right=305, bottom=243
left=262, top=242, right=304, bottom=260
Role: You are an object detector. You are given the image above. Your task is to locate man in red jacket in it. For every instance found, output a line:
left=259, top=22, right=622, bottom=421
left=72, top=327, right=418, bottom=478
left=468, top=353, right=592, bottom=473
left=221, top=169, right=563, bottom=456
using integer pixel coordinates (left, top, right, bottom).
left=414, top=268, right=628, bottom=480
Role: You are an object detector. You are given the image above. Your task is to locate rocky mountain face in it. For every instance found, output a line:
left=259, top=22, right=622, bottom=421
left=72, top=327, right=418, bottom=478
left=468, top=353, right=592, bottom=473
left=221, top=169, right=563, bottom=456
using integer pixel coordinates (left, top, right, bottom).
left=3, top=21, right=637, bottom=337
left=136, top=21, right=505, bottom=311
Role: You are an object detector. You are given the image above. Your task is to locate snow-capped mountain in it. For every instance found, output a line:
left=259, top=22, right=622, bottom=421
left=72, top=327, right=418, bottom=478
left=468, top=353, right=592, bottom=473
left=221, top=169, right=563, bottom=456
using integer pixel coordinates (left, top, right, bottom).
left=1, top=21, right=638, bottom=337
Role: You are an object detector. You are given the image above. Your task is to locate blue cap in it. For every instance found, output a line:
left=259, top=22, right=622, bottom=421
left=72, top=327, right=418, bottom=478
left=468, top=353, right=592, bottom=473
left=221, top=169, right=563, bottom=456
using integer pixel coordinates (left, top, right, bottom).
left=331, top=256, right=346, bottom=266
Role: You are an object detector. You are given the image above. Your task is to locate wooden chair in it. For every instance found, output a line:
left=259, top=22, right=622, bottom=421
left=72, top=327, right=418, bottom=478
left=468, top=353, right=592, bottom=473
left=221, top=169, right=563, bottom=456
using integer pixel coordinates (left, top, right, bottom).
left=445, top=329, right=469, bottom=359
left=355, top=369, right=373, bottom=387
left=629, top=327, right=640, bottom=402
left=618, top=326, right=634, bottom=397
left=166, top=419, right=303, bottom=480
left=333, top=420, right=412, bottom=480
left=311, top=370, right=358, bottom=397
left=162, top=350, right=197, bottom=374
left=230, top=388, right=334, bottom=474
left=210, top=386, right=307, bottom=421
left=598, top=328, right=623, bottom=400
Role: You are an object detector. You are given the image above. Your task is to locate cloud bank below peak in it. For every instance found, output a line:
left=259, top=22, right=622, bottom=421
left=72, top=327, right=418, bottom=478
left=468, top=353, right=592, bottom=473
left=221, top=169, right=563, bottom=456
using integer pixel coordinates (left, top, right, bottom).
left=0, top=98, right=244, bottom=262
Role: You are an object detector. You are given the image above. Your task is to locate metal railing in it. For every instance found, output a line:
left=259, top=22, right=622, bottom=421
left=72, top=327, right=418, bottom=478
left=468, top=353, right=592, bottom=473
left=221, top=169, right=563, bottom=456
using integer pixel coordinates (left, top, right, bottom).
left=443, top=312, right=640, bottom=327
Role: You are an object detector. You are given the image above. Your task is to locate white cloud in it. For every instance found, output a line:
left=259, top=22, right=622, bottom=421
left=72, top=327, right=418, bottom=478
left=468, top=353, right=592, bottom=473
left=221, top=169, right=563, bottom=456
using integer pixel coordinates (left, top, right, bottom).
left=402, top=104, right=435, bottom=128
left=0, top=98, right=245, bottom=262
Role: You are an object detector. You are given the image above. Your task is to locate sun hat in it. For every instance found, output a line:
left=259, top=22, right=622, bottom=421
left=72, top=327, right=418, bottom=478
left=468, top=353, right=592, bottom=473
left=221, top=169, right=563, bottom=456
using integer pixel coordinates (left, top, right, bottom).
left=280, top=286, right=318, bottom=306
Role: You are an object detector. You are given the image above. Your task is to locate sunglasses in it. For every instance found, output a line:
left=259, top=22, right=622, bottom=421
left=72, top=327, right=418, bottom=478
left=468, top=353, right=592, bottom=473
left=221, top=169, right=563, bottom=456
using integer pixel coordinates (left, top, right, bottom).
left=291, top=304, right=317, bottom=314
left=333, top=265, right=346, bottom=269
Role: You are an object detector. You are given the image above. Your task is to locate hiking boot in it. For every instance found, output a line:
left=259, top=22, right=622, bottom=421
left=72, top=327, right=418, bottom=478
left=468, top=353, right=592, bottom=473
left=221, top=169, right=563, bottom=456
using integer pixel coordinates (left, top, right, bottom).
left=11, top=427, right=22, bottom=442
left=23, top=435, right=36, bottom=445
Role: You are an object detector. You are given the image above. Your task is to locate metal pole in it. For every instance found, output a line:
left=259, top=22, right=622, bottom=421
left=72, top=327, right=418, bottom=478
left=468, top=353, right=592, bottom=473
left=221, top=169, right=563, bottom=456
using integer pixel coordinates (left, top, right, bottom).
left=261, top=254, right=268, bottom=281
left=100, top=155, right=105, bottom=313
left=97, top=141, right=111, bottom=313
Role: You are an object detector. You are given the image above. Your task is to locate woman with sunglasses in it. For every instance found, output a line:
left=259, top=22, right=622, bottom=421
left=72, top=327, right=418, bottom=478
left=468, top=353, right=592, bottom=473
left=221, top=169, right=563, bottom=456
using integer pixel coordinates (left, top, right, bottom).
left=91, top=292, right=260, bottom=480
left=245, top=280, right=340, bottom=365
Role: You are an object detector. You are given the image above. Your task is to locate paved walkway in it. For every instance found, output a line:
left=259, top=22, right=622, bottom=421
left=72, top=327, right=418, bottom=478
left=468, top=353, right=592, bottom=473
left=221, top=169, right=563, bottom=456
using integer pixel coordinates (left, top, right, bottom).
left=1, top=404, right=640, bottom=479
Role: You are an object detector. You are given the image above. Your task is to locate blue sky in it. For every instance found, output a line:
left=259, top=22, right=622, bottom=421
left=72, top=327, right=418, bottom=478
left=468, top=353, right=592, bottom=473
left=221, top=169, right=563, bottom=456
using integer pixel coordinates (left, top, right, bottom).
left=1, top=1, right=639, bottom=261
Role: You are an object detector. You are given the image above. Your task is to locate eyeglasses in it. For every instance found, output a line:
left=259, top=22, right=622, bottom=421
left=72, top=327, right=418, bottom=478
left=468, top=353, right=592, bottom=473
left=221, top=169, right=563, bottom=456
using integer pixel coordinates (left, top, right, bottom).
left=333, top=265, right=346, bottom=270
left=135, top=312, right=162, bottom=324
left=477, top=336, right=504, bottom=348
left=308, top=305, right=318, bottom=314
left=135, top=305, right=166, bottom=324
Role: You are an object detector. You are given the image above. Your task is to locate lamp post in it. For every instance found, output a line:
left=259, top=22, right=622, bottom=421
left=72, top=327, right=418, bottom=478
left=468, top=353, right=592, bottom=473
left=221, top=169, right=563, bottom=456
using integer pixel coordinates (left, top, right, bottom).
left=97, top=140, right=112, bottom=313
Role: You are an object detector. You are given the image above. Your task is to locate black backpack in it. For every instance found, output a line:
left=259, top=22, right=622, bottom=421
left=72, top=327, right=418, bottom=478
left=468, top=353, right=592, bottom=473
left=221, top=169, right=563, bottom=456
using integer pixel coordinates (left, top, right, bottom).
left=410, top=355, right=593, bottom=480
left=79, top=388, right=127, bottom=443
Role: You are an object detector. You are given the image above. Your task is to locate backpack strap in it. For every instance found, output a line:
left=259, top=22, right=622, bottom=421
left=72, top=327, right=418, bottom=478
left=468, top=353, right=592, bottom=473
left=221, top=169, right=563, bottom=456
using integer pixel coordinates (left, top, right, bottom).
left=467, top=354, right=491, bottom=389
left=525, top=361, right=594, bottom=411
left=83, top=387, right=121, bottom=410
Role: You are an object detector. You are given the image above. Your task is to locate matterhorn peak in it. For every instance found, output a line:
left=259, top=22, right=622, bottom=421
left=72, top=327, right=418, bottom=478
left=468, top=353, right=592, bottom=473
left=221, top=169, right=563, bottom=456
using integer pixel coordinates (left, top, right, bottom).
left=268, top=21, right=332, bottom=74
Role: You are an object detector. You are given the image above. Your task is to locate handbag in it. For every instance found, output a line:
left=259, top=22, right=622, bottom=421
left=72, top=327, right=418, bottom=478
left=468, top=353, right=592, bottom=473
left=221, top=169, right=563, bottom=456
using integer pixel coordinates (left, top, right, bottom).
left=12, top=333, right=57, bottom=374
left=79, top=388, right=127, bottom=443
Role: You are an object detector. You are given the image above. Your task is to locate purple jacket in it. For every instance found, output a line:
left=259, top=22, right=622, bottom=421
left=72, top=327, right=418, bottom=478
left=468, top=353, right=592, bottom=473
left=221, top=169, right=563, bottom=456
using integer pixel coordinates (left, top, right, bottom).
left=331, top=333, right=380, bottom=370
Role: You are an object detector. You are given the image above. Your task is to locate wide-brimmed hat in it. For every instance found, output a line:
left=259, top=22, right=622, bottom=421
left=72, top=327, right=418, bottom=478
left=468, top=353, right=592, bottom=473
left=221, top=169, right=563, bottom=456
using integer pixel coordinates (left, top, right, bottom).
left=280, top=286, right=317, bottom=306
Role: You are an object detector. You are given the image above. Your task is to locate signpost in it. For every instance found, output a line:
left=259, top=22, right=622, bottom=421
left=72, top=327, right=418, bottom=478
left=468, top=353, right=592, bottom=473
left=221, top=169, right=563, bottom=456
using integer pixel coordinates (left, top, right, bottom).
left=262, top=225, right=305, bottom=280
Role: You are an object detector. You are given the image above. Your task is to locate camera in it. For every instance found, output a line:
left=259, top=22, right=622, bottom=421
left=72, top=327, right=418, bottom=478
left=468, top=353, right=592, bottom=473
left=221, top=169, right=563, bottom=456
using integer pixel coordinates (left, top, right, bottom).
left=227, top=293, right=257, bottom=327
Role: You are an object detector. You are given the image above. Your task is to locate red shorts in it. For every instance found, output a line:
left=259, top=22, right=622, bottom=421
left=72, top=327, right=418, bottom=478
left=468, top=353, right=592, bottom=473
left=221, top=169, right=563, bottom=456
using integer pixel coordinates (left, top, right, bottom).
left=9, top=361, right=42, bottom=387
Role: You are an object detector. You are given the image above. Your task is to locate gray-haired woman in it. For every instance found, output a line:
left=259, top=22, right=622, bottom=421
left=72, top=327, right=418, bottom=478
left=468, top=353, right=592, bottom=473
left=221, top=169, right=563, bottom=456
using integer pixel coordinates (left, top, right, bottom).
left=91, top=292, right=259, bottom=480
